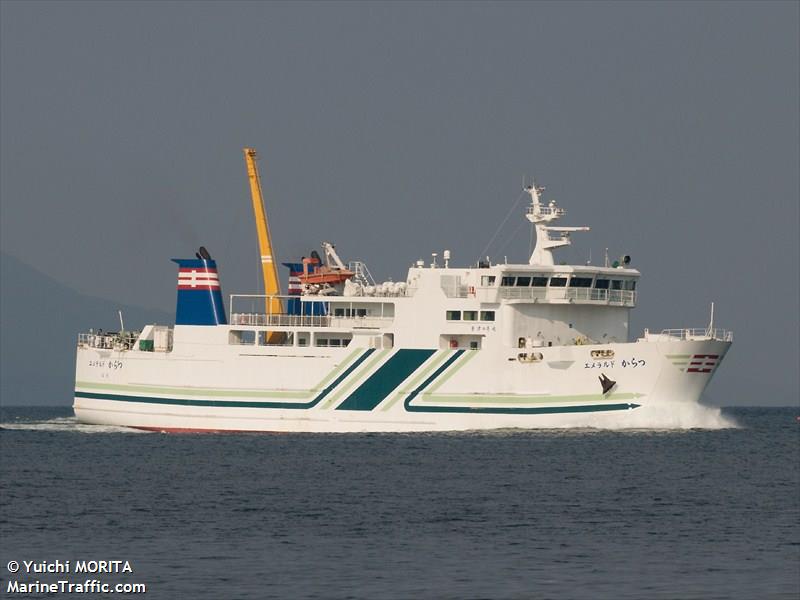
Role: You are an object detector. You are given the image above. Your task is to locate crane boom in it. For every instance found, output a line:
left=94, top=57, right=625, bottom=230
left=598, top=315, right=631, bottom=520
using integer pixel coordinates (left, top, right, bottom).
left=243, top=148, right=282, bottom=317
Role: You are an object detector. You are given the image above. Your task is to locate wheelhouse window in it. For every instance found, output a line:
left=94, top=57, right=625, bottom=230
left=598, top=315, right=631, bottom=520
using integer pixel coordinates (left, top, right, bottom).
left=569, top=277, right=593, bottom=288
left=481, top=275, right=496, bottom=286
left=594, top=279, right=610, bottom=289
left=532, top=276, right=548, bottom=287
left=480, top=310, right=495, bottom=321
left=611, top=280, right=623, bottom=290
left=624, top=280, right=636, bottom=291
left=549, top=277, right=568, bottom=287
left=463, top=311, right=477, bottom=321
left=501, top=276, right=516, bottom=286
left=515, top=276, right=531, bottom=286
left=446, top=310, right=461, bottom=321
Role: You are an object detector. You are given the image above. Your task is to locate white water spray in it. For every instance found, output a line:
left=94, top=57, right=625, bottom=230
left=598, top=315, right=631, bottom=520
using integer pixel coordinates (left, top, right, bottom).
left=579, top=402, right=738, bottom=430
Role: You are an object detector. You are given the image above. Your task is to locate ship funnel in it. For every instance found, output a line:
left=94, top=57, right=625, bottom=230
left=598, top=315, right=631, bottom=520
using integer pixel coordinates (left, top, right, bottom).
left=171, top=250, right=227, bottom=326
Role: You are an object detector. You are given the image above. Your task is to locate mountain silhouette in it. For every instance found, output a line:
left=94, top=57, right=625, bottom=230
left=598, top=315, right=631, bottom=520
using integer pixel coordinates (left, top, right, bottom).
left=1, top=253, right=171, bottom=405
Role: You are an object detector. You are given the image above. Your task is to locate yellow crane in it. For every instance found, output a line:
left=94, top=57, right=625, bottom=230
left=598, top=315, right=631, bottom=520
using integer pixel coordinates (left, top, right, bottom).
left=243, top=148, right=283, bottom=318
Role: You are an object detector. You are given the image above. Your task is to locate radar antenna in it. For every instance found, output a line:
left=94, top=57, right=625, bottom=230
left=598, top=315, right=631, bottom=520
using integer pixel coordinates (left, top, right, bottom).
left=525, top=180, right=590, bottom=265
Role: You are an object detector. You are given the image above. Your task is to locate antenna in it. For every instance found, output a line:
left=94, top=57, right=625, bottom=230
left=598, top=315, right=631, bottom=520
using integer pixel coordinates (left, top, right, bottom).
left=707, top=302, right=715, bottom=336
left=118, top=310, right=125, bottom=332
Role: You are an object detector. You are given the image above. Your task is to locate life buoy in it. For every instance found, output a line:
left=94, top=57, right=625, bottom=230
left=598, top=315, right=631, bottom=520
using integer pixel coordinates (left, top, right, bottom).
left=468, top=286, right=475, bottom=295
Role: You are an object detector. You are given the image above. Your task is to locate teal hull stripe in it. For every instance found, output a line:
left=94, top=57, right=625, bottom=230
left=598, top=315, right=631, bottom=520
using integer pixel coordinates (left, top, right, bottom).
left=336, top=349, right=436, bottom=411
left=75, top=348, right=376, bottom=409
left=404, top=349, right=465, bottom=405
left=75, top=390, right=640, bottom=415
left=405, top=399, right=640, bottom=415
left=403, top=350, right=640, bottom=414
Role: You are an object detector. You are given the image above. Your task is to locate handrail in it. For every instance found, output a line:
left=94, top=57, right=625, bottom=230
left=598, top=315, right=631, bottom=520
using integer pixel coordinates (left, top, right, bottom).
left=495, top=287, right=636, bottom=305
left=229, top=313, right=393, bottom=328
left=648, top=328, right=733, bottom=342
left=77, top=331, right=139, bottom=350
left=526, top=205, right=565, bottom=217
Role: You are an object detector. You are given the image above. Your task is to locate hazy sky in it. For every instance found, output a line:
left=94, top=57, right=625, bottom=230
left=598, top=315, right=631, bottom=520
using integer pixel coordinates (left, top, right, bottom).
left=1, top=1, right=797, bottom=405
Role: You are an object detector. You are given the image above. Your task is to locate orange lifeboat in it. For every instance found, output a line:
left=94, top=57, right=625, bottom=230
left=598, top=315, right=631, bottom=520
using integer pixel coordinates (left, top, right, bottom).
left=297, top=256, right=354, bottom=285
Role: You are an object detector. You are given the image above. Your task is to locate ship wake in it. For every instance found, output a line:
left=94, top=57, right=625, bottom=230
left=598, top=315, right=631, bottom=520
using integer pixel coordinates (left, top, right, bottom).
left=591, top=402, right=739, bottom=430
left=0, top=416, right=149, bottom=434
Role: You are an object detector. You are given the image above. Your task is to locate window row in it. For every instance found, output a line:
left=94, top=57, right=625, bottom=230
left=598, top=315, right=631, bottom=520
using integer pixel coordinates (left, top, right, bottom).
left=313, top=338, right=351, bottom=347
left=446, top=310, right=496, bottom=321
left=498, top=275, right=636, bottom=291
left=229, top=330, right=352, bottom=347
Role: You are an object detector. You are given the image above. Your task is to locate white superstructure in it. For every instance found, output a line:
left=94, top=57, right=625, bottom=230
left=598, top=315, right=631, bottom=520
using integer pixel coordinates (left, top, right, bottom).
left=74, top=179, right=731, bottom=432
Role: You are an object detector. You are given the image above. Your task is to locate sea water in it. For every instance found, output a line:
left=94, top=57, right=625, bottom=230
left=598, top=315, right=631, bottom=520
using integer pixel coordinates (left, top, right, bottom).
left=1, top=406, right=797, bottom=599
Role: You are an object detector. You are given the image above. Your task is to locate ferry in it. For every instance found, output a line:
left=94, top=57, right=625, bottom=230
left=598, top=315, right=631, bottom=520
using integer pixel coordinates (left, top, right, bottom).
left=73, top=149, right=732, bottom=432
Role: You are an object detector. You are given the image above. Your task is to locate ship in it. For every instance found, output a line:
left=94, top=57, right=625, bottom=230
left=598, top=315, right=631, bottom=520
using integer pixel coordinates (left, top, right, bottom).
left=73, top=149, right=732, bottom=432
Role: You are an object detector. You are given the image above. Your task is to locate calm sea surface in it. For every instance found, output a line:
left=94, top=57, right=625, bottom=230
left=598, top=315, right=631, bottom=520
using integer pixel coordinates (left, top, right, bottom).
left=1, top=406, right=798, bottom=599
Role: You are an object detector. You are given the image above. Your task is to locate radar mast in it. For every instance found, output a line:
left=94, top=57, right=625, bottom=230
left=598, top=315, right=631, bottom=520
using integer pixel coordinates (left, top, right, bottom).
left=525, top=181, right=590, bottom=265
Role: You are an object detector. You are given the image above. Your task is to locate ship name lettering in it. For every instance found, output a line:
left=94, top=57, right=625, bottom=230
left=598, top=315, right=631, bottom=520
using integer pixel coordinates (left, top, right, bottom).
left=584, top=361, right=615, bottom=369
left=620, top=358, right=646, bottom=368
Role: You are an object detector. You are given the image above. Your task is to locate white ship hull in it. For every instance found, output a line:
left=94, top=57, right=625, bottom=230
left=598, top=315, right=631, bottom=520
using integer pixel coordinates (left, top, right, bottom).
left=73, top=168, right=733, bottom=432
left=74, top=336, right=730, bottom=433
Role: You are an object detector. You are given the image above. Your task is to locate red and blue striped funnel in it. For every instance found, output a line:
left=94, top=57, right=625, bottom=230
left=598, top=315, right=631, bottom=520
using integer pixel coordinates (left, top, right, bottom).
left=171, top=258, right=227, bottom=325
left=282, top=258, right=327, bottom=316
left=282, top=261, right=304, bottom=316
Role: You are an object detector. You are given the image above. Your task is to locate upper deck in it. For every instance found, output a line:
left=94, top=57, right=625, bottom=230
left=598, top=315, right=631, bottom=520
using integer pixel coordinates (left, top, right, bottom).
left=77, top=176, right=647, bottom=352
left=404, top=263, right=638, bottom=306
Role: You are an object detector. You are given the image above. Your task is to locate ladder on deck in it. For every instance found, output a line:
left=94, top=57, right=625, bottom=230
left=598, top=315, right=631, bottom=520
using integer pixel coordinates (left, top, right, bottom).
left=348, top=261, right=376, bottom=287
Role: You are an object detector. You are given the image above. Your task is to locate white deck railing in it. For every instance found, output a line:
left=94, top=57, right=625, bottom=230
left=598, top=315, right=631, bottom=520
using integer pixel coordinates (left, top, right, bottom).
left=496, top=287, right=636, bottom=306
left=526, top=205, right=565, bottom=218
left=644, top=328, right=733, bottom=342
left=229, top=313, right=392, bottom=329
left=77, top=331, right=138, bottom=350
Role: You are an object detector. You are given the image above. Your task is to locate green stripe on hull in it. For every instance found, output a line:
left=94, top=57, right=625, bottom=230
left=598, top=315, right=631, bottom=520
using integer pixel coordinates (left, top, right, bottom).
left=421, top=392, right=644, bottom=404
left=74, top=390, right=639, bottom=416
left=319, top=349, right=391, bottom=409
left=75, top=381, right=310, bottom=399
left=423, top=348, right=478, bottom=394
left=336, top=349, right=436, bottom=411
left=76, top=349, right=375, bottom=409
left=406, top=401, right=640, bottom=415
left=404, top=349, right=465, bottom=407
left=313, top=349, right=364, bottom=390
left=380, top=351, right=454, bottom=412
left=402, top=349, right=641, bottom=415
left=75, top=348, right=364, bottom=400
left=75, top=347, right=644, bottom=417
